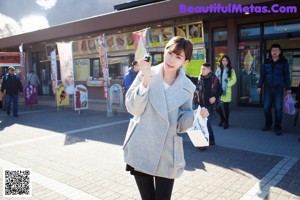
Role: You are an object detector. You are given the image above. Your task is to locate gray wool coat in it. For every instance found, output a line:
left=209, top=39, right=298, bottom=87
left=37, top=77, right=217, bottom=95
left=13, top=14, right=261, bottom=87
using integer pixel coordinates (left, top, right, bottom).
left=123, top=63, right=196, bottom=179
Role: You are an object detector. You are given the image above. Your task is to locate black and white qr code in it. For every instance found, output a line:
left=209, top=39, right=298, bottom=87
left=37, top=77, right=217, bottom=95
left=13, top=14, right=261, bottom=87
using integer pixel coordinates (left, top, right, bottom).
left=3, top=169, right=32, bottom=197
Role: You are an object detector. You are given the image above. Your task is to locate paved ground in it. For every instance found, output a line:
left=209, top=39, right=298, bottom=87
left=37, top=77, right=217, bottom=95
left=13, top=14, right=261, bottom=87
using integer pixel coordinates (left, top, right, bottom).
left=0, top=96, right=299, bottom=200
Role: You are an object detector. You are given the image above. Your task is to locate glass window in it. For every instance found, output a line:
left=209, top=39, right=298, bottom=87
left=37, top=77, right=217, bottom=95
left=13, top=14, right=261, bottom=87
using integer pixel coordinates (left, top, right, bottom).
left=238, top=41, right=260, bottom=104
left=213, top=29, right=227, bottom=41
left=240, top=24, right=260, bottom=38
left=264, top=20, right=300, bottom=35
left=74, top=59, right=90, bottom=81
left=90, top=59, right=101, bottom=79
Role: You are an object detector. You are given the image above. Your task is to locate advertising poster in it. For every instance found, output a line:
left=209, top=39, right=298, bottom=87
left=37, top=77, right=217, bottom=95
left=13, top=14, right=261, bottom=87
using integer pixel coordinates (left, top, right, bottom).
left=185, top=49, right=206, bottom=77
left=215, top=46, right=228, bottom=72
left=74, top=59, right=90, bottom=81
left=149, top=29, right=161, bottom=48
left=174, top=25, right=187, bottom=38
left=56, top=84, right=69, bottom=106
left=125, top=32, right=134, bottom=50
left=161, top=27, right=174, bottom=46
left=115, top=34, right=127, bottom=51
left=188, top=22, right=204, bottom=43
left=74, top=85, right=88, bottom=111
left=50, top=50, right=57, bottom=94
left=134, top=29, right=148, bottom=60
left=56, top=42, right=75, bottom=95
left=24, top=84, right=38, bottom=105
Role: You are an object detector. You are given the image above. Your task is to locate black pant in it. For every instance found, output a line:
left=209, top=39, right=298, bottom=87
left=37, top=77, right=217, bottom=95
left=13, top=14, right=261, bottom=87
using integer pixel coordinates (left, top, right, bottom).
left=134, top=174, right=174, bottom=200
left=217, top=102, right=230, bottom=122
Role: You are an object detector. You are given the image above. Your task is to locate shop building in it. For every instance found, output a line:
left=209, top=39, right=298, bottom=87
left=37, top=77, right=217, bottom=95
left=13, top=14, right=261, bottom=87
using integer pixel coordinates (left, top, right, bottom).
left=0, top=0, right=299, bottom=105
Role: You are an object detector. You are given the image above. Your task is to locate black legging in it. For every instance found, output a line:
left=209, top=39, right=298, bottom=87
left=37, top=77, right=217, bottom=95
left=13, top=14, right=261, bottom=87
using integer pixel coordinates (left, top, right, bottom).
left=217, top=102, right=230, bottom=122
left=134, top=174, right=174, bottom=200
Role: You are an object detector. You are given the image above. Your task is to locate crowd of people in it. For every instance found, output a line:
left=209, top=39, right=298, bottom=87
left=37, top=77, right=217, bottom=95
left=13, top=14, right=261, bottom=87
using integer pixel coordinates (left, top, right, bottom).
left=123, top=36, right=299, bottom=200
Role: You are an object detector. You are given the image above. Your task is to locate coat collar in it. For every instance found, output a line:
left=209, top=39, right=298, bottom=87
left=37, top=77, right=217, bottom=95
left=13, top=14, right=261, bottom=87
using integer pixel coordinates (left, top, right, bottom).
left=148, top=64, right=195, bottom=123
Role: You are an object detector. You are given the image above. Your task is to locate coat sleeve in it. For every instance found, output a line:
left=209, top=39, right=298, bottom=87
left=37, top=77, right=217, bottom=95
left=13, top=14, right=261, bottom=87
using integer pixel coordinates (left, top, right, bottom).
left=18, top=79, right=23, bottom=92
left=125, top=73, right=149, bottom=117
left=177, top=92, right=194, bottom=133
left=257, top=64, right=265, bottom=88
left=1, top=78, right=5, bottom=92
left=283, top=61, right=291, bottom=90
left=227, top=69, right=237, bottom=87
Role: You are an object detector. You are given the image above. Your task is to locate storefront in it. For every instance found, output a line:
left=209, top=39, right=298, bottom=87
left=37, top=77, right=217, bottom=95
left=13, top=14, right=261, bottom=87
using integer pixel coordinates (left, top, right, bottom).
left=237, top=18, right=300, bottom=106
left=0, top=0, right=299, bottom=106
left=0, top=52, right=21, bottom=76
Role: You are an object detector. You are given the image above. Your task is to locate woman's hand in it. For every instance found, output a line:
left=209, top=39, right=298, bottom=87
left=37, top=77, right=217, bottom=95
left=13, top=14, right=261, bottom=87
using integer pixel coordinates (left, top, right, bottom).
left=138, top=59, right=152, bottom=88
left=200, top=107, right=209, bottom=119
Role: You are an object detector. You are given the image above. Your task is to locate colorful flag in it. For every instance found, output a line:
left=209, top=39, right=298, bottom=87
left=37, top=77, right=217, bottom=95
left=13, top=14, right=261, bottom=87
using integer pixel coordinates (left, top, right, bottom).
left=134, top=29, right=148, bottom=60
left=97, top=34, right=109, bottom=99
left=56, top=42, right=75, bottom=95
left=19, top=43, right=25, bottom=84
left=50, top=50, right=58, bottom=94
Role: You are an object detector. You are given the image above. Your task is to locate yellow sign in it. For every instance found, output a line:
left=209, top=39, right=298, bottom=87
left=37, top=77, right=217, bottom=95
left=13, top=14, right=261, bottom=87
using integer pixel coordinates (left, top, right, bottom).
left=185, top=49, right=206, bottom=77
left=56, top=84, right=70, bottom=106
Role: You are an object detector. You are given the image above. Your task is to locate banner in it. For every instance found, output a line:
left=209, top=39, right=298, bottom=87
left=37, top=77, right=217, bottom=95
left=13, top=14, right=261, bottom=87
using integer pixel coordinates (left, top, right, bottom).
left=24, top=84, right=38, bottom=105
left=56, top=42, right=75, bottom=95
left=56, top=84, right=69, bottom=106
left=74, top=84, right=88, bottom=111
left=97, top=34, right=109, bottom=99
left=19, top=43, right=25, bottom=84
left=50, top=50, right=58, bottom=94
left=134, top=29, right=148, bottom=60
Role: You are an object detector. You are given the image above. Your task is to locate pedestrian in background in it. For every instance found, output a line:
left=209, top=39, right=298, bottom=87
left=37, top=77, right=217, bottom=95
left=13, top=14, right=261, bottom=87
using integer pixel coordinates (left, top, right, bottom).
left=257, top=43, right=291, bottom=135
left=123, top=61, right=139, bottom=118
left=123, top=36, right=209, bottom=200
left=0, top=74, right=5, bottom=110
left=1, top=66, right=23, bottom=117
left=124, top=61, right=139, bottom=93
left=27, top=70, right=40, bottom=88
left=193, top=63, right=223, bottom=146
left=216, top=55, right=237, bottom=129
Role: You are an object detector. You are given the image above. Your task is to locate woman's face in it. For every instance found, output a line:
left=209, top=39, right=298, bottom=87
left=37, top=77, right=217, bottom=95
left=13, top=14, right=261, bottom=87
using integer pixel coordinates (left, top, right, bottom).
left=221, top=58, right=228, bottom=67
left=163, top=49, right=188, bottom=73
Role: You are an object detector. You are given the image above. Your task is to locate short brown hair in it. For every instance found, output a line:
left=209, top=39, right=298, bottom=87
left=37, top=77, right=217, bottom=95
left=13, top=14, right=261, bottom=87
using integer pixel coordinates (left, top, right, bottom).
left=165, top=36, right=193, bottom=61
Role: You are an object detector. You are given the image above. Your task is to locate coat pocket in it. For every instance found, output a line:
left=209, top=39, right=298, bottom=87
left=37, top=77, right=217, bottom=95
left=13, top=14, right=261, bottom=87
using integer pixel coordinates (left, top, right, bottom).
left=122, top=117, right=139, bottom=149
left=174, top=136, right=185, bottom=168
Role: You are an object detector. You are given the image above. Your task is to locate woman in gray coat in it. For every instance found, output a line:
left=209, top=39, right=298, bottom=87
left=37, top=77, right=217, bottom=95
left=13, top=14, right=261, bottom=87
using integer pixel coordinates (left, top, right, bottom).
left=123, top=36, right=209, bottom=200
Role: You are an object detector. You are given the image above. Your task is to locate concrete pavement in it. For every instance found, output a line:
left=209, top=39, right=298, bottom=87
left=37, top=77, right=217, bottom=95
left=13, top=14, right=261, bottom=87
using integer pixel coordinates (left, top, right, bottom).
left=0, top=96, right=299, bottom=199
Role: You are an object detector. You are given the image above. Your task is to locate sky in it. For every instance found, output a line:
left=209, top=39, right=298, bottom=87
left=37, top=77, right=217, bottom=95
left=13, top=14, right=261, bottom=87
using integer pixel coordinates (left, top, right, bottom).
left=0, top=0, right=130, bottom=39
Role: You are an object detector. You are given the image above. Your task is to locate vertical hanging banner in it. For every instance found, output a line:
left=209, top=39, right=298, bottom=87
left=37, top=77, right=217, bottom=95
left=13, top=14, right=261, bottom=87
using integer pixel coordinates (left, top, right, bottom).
left=56, top=42, right=75, bottom=95
left=97, top=34, right=109, bottom=99
left=19, top=43, right=25, bottom=84
left=74, top=84, right=88, bottom=111
left=50, top=50, right=58, bottom=94
left=134, top=29, right=148, bottom=60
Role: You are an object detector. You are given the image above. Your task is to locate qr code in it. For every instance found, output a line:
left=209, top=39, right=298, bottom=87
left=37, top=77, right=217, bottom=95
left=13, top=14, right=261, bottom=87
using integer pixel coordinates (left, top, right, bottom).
left=3, top=169, right=32, bottom=197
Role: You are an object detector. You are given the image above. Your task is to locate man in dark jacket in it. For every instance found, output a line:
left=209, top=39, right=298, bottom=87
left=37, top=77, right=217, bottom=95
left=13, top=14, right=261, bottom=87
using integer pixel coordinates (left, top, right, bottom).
left=124, top=61, right=139, bottom=93
left=124, top=61, right=139, bottom=118
left=257, top=43, right=291, bottom=135
left=193, top=63, right=223, bottom=146
left=1, top=66, right=23, bottom=117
